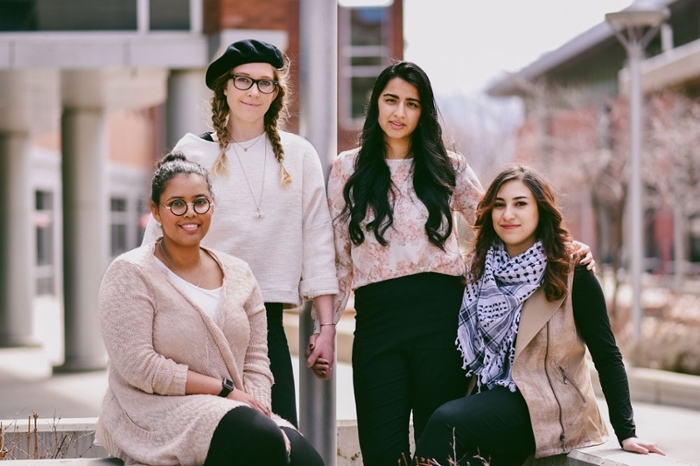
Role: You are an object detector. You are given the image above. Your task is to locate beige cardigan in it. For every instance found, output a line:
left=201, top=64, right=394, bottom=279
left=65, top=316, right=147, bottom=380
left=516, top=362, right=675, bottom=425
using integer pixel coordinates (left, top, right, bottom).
left=96, top=242, right=288, bottom=466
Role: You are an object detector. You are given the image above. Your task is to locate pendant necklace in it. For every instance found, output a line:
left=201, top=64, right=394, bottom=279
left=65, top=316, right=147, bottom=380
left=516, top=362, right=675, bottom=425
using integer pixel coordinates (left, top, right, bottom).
left=232, top=137, right=267, bottom=219
left=159, top=239, right=202, bottom=287
left=232, top=132, right=265, bottom=152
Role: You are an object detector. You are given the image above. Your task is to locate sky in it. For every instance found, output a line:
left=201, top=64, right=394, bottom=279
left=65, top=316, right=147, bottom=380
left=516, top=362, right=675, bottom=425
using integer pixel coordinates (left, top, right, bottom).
left=403, top=0, right=634, bottom=96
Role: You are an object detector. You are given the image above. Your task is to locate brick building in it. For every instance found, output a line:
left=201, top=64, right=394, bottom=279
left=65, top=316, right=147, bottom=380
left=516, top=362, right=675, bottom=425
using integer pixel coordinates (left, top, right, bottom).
left=0, top=0, right=405, bottom=370
left=487, top=0, right=700, bottom=274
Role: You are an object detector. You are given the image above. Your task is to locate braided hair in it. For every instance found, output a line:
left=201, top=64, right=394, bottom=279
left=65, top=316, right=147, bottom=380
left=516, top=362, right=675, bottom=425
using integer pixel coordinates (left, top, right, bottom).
left=209, top=61, right=292, bottom=185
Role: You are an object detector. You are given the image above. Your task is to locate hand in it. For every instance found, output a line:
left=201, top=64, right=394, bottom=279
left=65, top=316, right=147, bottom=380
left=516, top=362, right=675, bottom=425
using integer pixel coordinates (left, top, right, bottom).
left=227, top=388, right=270, bottom=417
left=621, top=437, right=665, bottom=455
left=310, top=357, right=332, bottom=380
left=306, top=327, right=336, bottom=380
left=572, top=240, right=596, bottom=272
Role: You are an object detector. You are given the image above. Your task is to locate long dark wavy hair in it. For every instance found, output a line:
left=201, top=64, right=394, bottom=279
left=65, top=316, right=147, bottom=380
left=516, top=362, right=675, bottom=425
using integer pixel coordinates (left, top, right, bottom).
left=341, top=61, right=456, bottom=249
left=470, top=165, right=573, bottom=301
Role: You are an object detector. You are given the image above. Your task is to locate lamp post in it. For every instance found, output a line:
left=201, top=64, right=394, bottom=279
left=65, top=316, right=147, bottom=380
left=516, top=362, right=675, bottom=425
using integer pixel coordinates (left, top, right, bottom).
left=605, top=1, right=669, bottom=342
left=298, top=1, right=337, bottom=464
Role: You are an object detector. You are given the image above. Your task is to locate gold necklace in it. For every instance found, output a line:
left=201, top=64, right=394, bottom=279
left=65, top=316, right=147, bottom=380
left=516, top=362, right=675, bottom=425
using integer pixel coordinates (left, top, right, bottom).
left=232, top=132, right=265, bottom=152
left=159, top=240, right=202, bottom=287
left=232, top=138, right=267, bottom=219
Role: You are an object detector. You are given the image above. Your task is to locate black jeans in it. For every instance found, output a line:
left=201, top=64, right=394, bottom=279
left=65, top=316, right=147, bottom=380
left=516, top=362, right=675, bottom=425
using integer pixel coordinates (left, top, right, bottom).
left=204, top=406, right=324, bottom=466
left=265, top=302, right=298, bottom=428
left=414, top=386, right=536, bottom=466
left=352, top=273, right=468, bottom=466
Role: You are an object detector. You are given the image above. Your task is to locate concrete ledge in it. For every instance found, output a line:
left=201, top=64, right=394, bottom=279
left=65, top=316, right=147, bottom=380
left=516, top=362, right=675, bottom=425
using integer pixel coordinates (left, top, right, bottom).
left=1, top=460, right=122, bottom=466
left=3, top=419, right=690, bottom=466
left=626, top=368, right=700, bottom=411
left=589, top=365, right=700, bottom=412
left=567, top=438, right=696, bottom=466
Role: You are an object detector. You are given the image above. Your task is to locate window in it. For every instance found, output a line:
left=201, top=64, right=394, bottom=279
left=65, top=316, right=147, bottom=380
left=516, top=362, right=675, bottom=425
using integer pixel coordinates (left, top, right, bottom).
left=35, top=190, right=55, bottom=295
left=1, top=0, right=137, bottom=31
left=137, top=198, right=149, bottom=245
left=150, top=0, right=190, bottom=30
left=0, top=0, right=194, bottom=32
left=340, top=7, right=392, bottom=122
left=111, top=197, right=129, bottom=257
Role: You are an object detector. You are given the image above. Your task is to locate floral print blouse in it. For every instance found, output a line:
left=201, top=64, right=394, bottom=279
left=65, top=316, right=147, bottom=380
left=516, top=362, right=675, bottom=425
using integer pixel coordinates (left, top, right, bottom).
left=327, top=149, right=484, bottom=319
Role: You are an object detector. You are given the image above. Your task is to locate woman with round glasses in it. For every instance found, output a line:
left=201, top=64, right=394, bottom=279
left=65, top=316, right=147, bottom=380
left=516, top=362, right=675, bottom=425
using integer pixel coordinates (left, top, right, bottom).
left=97, top=152, right=325, bottom=466
left=143, top=39, right=338, bottom=427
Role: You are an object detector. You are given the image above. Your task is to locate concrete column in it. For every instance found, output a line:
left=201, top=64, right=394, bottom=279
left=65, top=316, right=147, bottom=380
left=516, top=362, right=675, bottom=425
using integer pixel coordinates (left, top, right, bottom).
left=166, top=70, right=209, bottom=150
left=0, top=131, right=36, bottom=347
left=57, top=107, right=109, bottom=372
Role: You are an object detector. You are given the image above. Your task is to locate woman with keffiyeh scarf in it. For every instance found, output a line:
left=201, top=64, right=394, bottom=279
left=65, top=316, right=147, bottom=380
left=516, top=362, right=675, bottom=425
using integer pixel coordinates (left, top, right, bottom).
left=414, top=166, right=663, bottom=466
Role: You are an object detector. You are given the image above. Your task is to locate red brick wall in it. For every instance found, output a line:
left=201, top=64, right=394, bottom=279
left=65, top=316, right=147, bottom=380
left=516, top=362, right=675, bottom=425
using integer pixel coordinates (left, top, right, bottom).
left=218, top=0, right=290, bottom=30
left=206, top=0, right=301, bottom=133
left=108, top=109, right=159, bottom=170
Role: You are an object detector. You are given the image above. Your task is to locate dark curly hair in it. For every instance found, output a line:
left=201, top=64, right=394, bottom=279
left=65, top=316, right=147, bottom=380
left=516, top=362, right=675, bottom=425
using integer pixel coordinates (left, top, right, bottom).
left=469, top=165, right=573, bottom=301
left=151, top=152, right=213, bottom=205
left=341, top=61, right=456, bottom=250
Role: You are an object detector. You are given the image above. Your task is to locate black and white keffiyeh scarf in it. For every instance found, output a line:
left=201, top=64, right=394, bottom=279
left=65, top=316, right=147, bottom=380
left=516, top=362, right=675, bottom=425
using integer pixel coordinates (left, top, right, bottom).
left=456, top=240, right=547, bottom=392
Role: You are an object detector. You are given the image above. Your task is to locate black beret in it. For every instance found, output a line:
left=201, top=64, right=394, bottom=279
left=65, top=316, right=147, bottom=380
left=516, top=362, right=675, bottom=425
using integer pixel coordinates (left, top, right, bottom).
left=205, top=39, right=284, bottom=90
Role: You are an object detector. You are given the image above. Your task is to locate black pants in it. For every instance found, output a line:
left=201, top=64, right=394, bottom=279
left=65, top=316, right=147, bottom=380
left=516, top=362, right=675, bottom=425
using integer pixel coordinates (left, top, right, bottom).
left=266, top=302, right=298, bottom=428
left=352, top=273, right=468, bottom=466
left=204, top=406, right=324, bottom=466
left=414, top=386, right=536, bottom=466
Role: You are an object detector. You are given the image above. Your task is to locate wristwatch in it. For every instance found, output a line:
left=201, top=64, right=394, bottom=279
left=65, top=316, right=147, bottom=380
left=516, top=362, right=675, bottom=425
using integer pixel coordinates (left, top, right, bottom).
left=218, top=377, right=235, bottom=397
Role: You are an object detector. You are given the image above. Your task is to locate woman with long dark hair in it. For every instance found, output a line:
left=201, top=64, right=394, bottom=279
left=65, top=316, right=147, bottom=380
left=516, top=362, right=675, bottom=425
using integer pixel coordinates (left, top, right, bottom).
left=328, top=62, right=594, bottom=466
left=327, top=61, right=484, bottom=465
left=413, top=165, right=662, bottom=465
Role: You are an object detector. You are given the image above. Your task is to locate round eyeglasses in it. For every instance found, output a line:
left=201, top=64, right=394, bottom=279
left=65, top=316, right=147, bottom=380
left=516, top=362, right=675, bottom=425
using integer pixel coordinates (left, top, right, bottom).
left=165, top=198, right=213, bottom=216
left=231, top=75, right=278, bottom=94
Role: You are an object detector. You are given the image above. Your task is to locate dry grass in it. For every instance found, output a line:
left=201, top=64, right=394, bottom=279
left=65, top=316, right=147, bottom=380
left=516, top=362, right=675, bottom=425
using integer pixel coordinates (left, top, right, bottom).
left=616, top=291, right=700, bottom=375
left=0, top=413, right=97, bottom=460
left=399, top=429, right=489, bottom=466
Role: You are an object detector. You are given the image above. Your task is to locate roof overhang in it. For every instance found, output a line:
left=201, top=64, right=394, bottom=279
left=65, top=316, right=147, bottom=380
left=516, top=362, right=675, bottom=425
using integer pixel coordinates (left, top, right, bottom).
left=619, top=36, right=700, bottom=95
left=0, top=29, right=288, bottom=70
left=487, top=0, right=678, bottom=98
left=487, top=22, right=615, bottom=97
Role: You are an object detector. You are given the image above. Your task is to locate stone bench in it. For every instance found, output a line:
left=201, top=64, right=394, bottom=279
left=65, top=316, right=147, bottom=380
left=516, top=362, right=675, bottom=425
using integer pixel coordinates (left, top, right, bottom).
left=2, top=418, right=691, bottom=465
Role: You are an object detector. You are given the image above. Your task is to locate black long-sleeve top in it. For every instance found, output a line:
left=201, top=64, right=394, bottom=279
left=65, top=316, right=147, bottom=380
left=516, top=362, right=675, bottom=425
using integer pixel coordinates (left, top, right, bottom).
left=572, top=266, right=636, bottom=444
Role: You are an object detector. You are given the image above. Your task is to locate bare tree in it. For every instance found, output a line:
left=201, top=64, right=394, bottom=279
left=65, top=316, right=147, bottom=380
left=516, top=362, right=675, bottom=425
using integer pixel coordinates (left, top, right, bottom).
left=506, top=81, right=632, bottom=327
left=647, top=91, right=700, bottom=292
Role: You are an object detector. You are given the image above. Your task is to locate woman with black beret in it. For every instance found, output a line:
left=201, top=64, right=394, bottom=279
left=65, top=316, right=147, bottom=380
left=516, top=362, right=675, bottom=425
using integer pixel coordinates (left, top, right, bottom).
left=143, top=39, right=338, bottom=428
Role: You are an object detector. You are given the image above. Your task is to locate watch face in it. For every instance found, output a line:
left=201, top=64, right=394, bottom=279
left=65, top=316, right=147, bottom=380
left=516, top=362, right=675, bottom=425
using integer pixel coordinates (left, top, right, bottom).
left=224, top=378, right=234, bottom=390
left=219, top=378, right=234, bottom=397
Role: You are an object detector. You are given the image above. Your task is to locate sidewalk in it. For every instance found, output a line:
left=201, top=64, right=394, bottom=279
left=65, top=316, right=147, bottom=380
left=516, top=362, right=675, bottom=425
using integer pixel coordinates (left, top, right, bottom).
left=0, top=297, right=698, bottom=463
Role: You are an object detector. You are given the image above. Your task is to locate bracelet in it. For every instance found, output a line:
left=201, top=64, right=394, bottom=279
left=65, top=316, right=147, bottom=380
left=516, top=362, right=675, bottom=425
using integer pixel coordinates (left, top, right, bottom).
left=320, top=323, right=336, bottom=327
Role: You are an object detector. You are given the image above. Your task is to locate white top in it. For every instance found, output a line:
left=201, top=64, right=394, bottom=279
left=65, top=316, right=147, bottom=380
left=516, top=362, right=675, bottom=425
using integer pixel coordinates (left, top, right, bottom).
left=327, top=148, right=484, bottom=318
left=143, top=131, right=339, bottom=306
left=153, top=256, right=221, bottom=319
